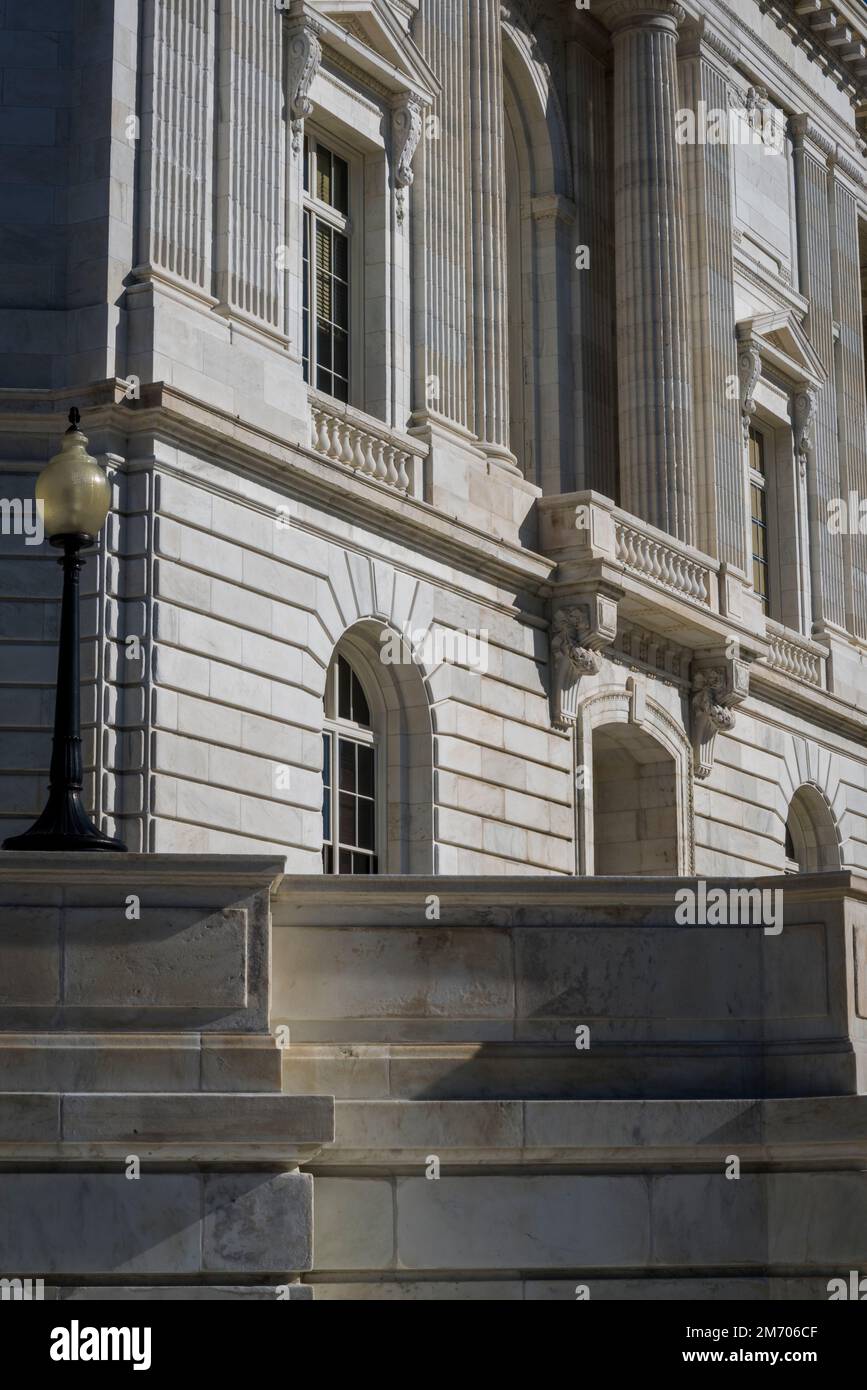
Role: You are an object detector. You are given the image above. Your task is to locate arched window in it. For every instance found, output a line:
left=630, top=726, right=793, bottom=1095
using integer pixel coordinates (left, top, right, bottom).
left=322, top=652, right=379, bottom=875
left=320, top=621, right=434, bottom=874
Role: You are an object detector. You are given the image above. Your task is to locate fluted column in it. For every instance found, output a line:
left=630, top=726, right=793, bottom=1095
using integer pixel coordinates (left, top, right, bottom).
left=791, top=115, right=847, bottom=634
left=830, top=148, right=867, bottom=640
left=467, top=0, right=517, bottom=471
left=214, top=0, right=285, bottom=334
left=678, top=22, right=745, bottom=571
left=412, top=0, right=471, bottom=432
left=601, top=0, right=695, bottom=543
left=137, top=0, right=215, bottom=291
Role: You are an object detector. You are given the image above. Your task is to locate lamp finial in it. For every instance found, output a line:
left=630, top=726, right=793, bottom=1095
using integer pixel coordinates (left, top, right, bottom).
left=67, top=406, right=80, bottom=432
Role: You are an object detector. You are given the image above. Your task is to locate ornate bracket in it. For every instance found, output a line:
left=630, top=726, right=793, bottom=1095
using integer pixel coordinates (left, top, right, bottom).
left=550, top=594, right=618, bottom=730
left=792, top=386, right=817, bottom=479
left=392, top=96, right=423, bottom=225
left=285, top=18, right=323, bottom=155
left=738, top=342, right=761, bottom=445
left=691, top=658, right=750, bottom=780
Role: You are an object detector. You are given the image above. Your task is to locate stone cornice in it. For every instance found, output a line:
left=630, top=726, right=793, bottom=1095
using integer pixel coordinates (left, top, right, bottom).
left=0, top=382, right=553, bottom=596
left=678, top=16, right=740, bottom=68
left=830, top=142, right=866, bottom=189
left=713, top=0, right=864, bottom=140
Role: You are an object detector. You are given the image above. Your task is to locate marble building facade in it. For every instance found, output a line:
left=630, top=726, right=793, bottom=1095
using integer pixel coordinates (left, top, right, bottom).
left=1, top=0, right=867, bottom=884
left=2, top=0, right=867, bottom=1304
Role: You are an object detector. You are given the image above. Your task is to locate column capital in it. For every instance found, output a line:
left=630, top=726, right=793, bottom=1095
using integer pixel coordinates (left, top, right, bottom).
left=597, top=0, right=687, bottom=36
left=789, top=113, right=835, bottom=166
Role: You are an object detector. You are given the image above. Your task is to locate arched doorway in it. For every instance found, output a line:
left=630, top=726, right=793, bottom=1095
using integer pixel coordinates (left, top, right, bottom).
left=592, top=723, right=679, bottom=875
left=784, top=784, right=841, bottom=873
left=577, top=685, right=694, bottom=876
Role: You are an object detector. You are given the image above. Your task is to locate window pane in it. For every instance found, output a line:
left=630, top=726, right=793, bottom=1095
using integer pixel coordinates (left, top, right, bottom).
left=339, top=849, right=353, bottom=874
left=339, top=738, right=356, bottom=794
left=352, top=669, right=370, bottom=727
left=323, top=844, right=333, bottom=874
left=334, top=280, right=348, bottom=333
left=338, top=655, right=352, bottom=720
left=339, top=791, right=356, bottom=846
left=748, top=425, right=765, bottom=475
left=333, top=328, right=348, bottom=384
left=317, top=319, right=332, bottom=371
left=357, top=744, right=374, bottom=798
left=322, top=734, right=332, bottom=843
left=357, top=796, right=374, bottom=851
left=333, top=154, right=349, bottom=214
left=315, top=224, right=332, bottom=314
left=322, top=732, right=331, bottom=788
left=334, top=232, right=348, bottom=282
left=316, top=145, right=332, bottom=204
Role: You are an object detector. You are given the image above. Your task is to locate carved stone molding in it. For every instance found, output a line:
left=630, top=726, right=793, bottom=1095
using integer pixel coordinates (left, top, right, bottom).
left=792, top=387, right=817, bottom=479
left=738, top=343, right=761, bottom=444
left=691, top=658, right=750, bottom=780
left=285, top=17, right=323, bottom=155
left=830, top=145, right=866, bottom=189
left=550, top=595, right=618, bottom=730
left=392, top=95, right=423, bottom=225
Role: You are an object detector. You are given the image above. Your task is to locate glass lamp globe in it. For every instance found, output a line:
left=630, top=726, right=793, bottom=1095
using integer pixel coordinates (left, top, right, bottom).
left=36, top=413, right=112, bottom=543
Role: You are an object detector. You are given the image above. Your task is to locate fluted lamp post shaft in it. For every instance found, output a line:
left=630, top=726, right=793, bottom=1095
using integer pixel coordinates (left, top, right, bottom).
left=3, top=409, right=127, bottom=852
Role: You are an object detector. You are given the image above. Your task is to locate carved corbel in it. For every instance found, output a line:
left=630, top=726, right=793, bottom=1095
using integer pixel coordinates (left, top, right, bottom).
left=792, top=386, right=817, bottom=479
left=285, top=18, right=323, bottom=155
left=738, top=342, right=761, bottom=445
left=691, top=659, right=750, bottom=780
left=550, top=595, right=618, bottom=730
left=392, top=96, right=423, bottom=225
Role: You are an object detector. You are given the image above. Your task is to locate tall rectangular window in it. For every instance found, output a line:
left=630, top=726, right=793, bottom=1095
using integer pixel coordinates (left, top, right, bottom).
left=322, top=655, right=378, bottom=875
left=303, top=135, right=350, bottom=403
left=748, top=424, right=769, bottom=612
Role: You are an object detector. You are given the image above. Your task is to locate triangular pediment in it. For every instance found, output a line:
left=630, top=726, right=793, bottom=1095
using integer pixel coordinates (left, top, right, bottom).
left=737, top=311, right=827, bottom=388
left=309, top=1, right=438, bottom=101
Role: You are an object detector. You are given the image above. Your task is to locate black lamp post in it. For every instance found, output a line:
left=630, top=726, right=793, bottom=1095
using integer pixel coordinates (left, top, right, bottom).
left=3, top=409, right=127, bottom=852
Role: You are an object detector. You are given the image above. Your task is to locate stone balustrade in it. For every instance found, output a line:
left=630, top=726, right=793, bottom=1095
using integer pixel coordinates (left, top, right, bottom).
left=765, top=622, right=827, bottom=688
left=308, top=393, right=426, bottom=498
left=614, top=516, right=712, bottom=606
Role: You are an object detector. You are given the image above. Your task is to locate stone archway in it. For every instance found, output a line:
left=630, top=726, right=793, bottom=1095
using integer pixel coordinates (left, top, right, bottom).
left=592, top=723, right=679, bottom=875
left=785, top=783, right=842, bottom=873
left=577, top=683, right=694, bottom=876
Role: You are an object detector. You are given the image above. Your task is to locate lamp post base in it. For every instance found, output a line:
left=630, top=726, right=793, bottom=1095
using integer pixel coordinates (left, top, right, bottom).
left=2, top=789, right=127, bottom=853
